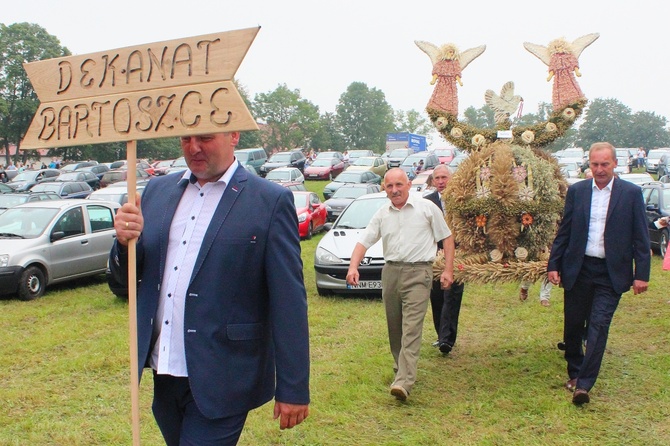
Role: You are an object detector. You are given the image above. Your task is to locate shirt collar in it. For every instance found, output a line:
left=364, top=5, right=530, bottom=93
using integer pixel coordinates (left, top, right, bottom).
left=591, top=176, right=615, bottom=192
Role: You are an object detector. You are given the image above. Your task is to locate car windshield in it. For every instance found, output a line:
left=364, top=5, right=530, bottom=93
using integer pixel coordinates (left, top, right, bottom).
left=11, top=171, right=39, bottom=182
left=269, top=153, right=292, bottom=162
left=434, top=149, right=454, bottom=156
left=0, top=207, right=59, bottom=238
left=647, top=150, right=668, bottom=161
left=353, top=158, right=375, bottom=166
left=334, top=196, right=388, bottom=229
left=390, top=149, right=410, bottom=157
left=616, top=149, right=630, bottom=157
left=60, top=164, right=78, bottom=172
left=0, top=195, right=29, bottom=208
left=30, top=184, right=61, bottom=193
left=663, top=190, right=670, bottom=210
left=57, top=173, right=80, bottom=181
left=293, top=194, right=308, bottom=208
left=90, top=191, right=127, bottom=204
left=449, top=155, right=467, bottom=167
left=331, top=187, right=368, bottom=199
left=334, top=172, right=363, bottom=183
left=310, top=159, right=332, bottom=167
left=266, top=170, right=291, bottom=181
left=401, top=155, right=426, bottom=166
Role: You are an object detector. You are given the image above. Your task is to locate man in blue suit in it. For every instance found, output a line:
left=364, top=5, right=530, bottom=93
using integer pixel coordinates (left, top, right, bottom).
left=548, top=142, right=650, bottom=405
left=111, top=132, right=309, bottom=445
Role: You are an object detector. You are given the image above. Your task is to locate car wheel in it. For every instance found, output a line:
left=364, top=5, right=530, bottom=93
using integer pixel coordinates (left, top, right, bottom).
left=18, top=266, right=46, bottom=301
left=317, top=286, right=332, bottom=296
left=306, top=222, right=313, bottom=240
left=661, top=229, right=669, bottom=258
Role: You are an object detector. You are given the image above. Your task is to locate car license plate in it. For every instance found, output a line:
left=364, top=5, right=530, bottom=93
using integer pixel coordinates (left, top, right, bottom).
left=348, top=280, right=382, bottom=290
left=309, top=174, right=318, bottom=178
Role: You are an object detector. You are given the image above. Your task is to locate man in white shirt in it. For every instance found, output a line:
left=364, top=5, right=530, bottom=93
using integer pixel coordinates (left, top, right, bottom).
left=347, top=168, right=454, bottom=401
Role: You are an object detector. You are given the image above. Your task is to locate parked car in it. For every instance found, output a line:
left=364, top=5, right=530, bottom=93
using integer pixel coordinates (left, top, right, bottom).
left=346, top=149, right=374, bottom=164
left=151, top=160, right=175, bottom=176
left=279, top=182, right=307, bottom=192
left=8, top=168, right=61, bottom=191
left=448, top=153, right=469, bottom=173
left=166, top=156, right=188, bottom=174
left=55, top=171, right=101, bottom=190
left=641, top=182, right=670, bottom=257
left=0, top=199, right=120, bottom=300
left=614, top=148, right=634, bottom=174
left=618, top=173, right=655, bottom=185
left=110, top=159, right=155, bottom=175
left=59, top=161, right=98, bottom=173
left=433, top=148, right=457, bottom=164
left=30, top=181, right=94, bottom=199
left=100, top=168, right=152, bottom=187
left=345, top=156, right=388, bottom=177
left=260, top=150, right=306, bottom=176
left=234, top=148, right=267, bottom=174
left=324, top=183, right=381, bottom=222
left=315, top=151, right=345, bottom=162
left=399, top=152, right=440, bottom=179
left=657, top=152, right=670, bottom=180
left=645, top=148, right=670, bottom=175
left=79, top=164, right=110, bottom=180
left=303, top=157, right=345, bottom=180
left=559, top=161, right=582, bottom=178
left=322, top=170, right=382, bottom=199
left=386, top=148, right=412, bottom=168
left=0, top=192, right=61, bottom=214
left=293, top=191, right=327, bottom=239
left=88, top=182, right=149, bottom=204
left=314, top=192, right=391, bottom=296
left=265, top=167, right=305, bottom=183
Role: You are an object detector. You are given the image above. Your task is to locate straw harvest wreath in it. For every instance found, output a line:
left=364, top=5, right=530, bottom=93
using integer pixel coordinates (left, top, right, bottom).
left=414, top=33, right=600, bottom=284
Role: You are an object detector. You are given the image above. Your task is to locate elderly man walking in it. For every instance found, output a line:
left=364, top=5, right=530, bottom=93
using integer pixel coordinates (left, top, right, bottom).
left=347, top=168, right=454, bottom=401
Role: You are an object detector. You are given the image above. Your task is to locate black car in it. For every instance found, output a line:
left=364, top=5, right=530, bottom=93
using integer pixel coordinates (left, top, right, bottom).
left=79, top=164, right=110, bottom=180
left=30, top=181, right=93, bottom=199
left=641, top=182, right=670, bottom=257
left=259, top=150, right=306, bottom=176
left=55, top=171, right=101, bottom=190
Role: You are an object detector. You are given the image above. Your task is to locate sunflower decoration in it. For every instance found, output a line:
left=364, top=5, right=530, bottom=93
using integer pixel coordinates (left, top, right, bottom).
left=424, top=33, right=597, bottom=286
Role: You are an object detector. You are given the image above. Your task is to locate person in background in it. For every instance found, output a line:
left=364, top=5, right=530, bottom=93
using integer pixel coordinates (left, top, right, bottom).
left=636, top=147, right=646, bottom=169
left=548, top=142, right=650, bottom=405
left=110, top=131, right=310, bottom=445
left=347, top=168, right=454, bottom=402
left=519, top=278, right=553, bottom=306
left=425, top=165, right=466, bottom=354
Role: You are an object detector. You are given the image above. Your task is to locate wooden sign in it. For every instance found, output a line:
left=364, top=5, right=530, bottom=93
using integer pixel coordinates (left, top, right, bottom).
left=22, top=27, right=260, bottom=149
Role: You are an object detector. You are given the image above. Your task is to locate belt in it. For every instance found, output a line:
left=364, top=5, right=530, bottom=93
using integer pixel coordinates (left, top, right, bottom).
left=584, top=255, right=606, bottom=262
left=385, top=260, right=433, bottom=266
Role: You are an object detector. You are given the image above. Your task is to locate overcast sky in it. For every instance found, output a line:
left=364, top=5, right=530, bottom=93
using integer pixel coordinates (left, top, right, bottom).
left=5, top=0, right=670, bottom=138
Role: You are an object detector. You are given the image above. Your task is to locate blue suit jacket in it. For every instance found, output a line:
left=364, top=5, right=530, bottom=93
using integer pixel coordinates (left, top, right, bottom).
left=110, top=165, right=310, bottom=419
left=547, top=177, right=650, bottom=294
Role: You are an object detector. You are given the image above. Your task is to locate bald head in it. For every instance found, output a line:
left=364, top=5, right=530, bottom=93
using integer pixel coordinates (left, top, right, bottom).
left=432, top=164, right=452, bottom=193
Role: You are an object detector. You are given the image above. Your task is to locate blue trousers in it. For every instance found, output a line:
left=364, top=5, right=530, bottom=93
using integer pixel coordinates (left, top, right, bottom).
left=152, top=372, right=248, bottom=446
left=563, top=256, right=621, bottom=391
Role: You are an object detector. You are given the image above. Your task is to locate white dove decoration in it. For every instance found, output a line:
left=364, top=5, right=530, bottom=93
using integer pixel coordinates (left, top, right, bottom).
left=484, top=81, right=524, bottom=125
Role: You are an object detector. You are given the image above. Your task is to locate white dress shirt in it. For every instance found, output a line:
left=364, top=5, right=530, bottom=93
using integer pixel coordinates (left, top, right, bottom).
left=585, top=177, right=613, bottom=259
left=150, top=161, right=238, bottom=376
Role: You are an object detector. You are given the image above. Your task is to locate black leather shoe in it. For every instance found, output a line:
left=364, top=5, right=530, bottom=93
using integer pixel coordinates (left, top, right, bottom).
left=572, top=388, right=590, bottom=405
left=557, top=341, right=566, bottom=351
left=439, top=342, right=452, bottom=354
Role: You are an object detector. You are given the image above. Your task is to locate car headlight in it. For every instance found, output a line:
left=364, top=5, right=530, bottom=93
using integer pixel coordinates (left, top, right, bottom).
left=0, top=254, right=9, bottom=268
left=315, top=246, right=344, bottom=265
left=297, top=212, right=308, bottom=223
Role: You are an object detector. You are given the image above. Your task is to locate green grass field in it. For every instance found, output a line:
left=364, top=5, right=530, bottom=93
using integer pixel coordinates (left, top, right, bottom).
left=1, top=178, right=668, bottom=445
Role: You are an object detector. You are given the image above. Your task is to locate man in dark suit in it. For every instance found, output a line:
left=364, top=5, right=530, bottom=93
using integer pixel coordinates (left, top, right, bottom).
left=548, top=142, right=650, bottom=405
left=425, top=164, right=465, bottom=355
left=111, top=132, right=309, bottom=445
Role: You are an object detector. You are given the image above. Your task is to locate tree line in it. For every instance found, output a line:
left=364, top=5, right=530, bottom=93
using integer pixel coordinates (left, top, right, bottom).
left=2, top=23, right=669, bottom=167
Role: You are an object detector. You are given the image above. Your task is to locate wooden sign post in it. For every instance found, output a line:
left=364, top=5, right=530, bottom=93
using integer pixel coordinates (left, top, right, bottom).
left=22, top=27, right=261, bottom=445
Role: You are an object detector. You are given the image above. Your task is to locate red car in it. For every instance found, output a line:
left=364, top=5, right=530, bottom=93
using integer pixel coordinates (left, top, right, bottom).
left=433, top=148, right=456, bottom=164
left=292, top=191, right=327, bottom=239
left=304, top=158, right=345, bottom=180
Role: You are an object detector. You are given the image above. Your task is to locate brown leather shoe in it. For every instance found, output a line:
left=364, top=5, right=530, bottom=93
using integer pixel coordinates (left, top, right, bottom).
left=572, top=388, right=590, bottom=404
left=519, top=288, right=528, bottom=301
left=390, top=385, right=408, bottom=401
left=565, top=378, right=577, bottom=392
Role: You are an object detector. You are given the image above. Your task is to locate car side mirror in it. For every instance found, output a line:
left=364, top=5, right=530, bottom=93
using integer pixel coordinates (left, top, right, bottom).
left=51, top=231, right=66, bottom=242
left=646, top=204, right=660, bottom=212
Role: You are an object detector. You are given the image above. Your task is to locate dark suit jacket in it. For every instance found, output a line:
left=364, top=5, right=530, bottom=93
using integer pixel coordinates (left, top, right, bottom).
left=110, top=164, right=310, bottom=419
left=547, top=177, right=650, bottom=294
left=425, top=190, right=444, bottom=250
